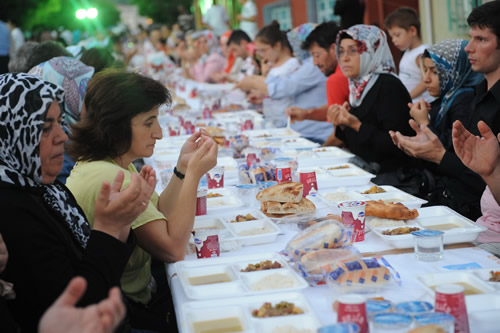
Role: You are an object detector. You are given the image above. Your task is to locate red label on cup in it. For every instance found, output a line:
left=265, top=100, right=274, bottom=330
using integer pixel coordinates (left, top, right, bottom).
left=276, top=167, right=292, bottom=183
left=207, top=167, right=224, bottom=189
left=339, top=201, right=366, bottom=242
left=299, top=171, right=318, bottom=197
left=196, top=190, right=207, bottom=216
left=246, top=153, right=259, bottom=166
left=435, top=284, right=469, bottom=333
left=194, top=233, right=220, bottom=258
left=337, top=296, right=368, bottom=333
left=203, top=107, right=212, bottom=119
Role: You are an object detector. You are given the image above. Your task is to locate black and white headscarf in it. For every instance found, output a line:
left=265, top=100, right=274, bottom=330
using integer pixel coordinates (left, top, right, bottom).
left=0, top=73, right=91, bottom=248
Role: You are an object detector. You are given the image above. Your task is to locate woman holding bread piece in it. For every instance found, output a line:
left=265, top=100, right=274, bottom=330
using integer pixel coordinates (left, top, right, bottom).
left=66, top=69, right=218, bottom=331
left=0, top=73, right=153, bottom=332
left=327, top=25, right=416, bottom=174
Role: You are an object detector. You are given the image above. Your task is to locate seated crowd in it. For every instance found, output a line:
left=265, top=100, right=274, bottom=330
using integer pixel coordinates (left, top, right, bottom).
left=1, top=1, right=500, bottom=332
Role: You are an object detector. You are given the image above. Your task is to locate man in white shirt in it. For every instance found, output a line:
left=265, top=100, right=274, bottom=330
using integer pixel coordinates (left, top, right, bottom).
left=8, top=20, right=24, bottom=57
left=202, top=1, right=230, bottom=38
left=238, top=0, right=258, bottom=40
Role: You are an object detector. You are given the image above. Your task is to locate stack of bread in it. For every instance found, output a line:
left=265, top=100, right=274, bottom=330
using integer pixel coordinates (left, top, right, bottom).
left=256, top=182, right=315, bottom=218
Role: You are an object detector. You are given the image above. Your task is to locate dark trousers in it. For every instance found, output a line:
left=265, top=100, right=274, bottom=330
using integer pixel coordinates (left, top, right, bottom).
left=0, top=55, right=9, bottom=74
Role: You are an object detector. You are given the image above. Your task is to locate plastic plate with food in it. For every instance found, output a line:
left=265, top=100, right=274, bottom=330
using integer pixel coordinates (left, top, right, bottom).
left=206, top=188, right=244, bottom=213
left=180, top=291, right=320, bottom=333
left=174, top=253, right=309, bottom=300
left=367, top=206, right=487, bottom=249
left=416, top=270, right=496, bottom=300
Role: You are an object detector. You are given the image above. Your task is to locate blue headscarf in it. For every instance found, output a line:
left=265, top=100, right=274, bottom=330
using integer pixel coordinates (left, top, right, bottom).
left=426, top=39, right=483, bottom=126
left=287, top=23, right=317, bottom=62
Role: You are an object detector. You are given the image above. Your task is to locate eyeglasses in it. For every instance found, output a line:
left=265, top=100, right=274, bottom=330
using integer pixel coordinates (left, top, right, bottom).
left=338, top=47, right=359, bottom=57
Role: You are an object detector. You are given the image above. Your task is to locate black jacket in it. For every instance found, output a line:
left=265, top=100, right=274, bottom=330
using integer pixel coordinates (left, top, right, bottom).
left=0, top=181, right=135, bottom=332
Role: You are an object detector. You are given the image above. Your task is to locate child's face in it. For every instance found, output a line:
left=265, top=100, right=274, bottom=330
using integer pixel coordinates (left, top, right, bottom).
left=422, top=57, right=440, bottom=97
left=387, top=26, right=414, bottom=51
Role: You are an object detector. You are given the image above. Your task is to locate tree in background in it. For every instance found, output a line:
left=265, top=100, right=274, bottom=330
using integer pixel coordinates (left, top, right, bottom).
left=132, top=0, right=192, bottom=26
left=0, top=0, right=120, bottom=32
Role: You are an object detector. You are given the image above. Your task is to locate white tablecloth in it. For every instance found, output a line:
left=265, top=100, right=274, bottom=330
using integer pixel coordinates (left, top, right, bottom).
left=166, top=223, right=500, bottom=332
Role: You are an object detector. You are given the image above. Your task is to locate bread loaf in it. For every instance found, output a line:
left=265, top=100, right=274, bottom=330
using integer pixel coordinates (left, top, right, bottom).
left=324, top=258, right=391, bottom=285
left=288, top=222, right=342, bottom=251
left=263, top=198, right=315, bottom=214
left=365, top=200, right=419, bottom=220
left=256, top=182, right=303, bottom=203
left=299, top=249, right=359, bottom=275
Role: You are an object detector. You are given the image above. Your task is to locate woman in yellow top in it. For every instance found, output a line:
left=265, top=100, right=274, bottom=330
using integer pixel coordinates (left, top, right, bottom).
left=66, top=69, right=218, bottom=331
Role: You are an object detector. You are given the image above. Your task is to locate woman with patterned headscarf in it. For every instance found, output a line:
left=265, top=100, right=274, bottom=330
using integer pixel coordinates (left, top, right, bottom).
left=327, top=24, right=415, bottom=173
left=406, top=39, right=483, bottom=149
left=389, top=39, right=486, bottom=219
left=0, top=73, right=154, bottom=332
left=28, top=56, right=95, bottom=184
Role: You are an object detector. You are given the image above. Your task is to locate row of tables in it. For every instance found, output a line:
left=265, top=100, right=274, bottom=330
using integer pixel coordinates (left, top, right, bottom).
left=152, top=76, right=500, bottom=333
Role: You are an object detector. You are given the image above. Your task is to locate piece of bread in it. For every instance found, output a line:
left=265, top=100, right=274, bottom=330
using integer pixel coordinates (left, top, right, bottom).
left=256, top=182, right=303, bottom=203
left=261, top=198, right=315, bottom=215
left=288, top=222, right=342, bottom=251
left=300, top=249, right=359, bottom=275
left=365, top=200, right=419, bottom=220
left=204, top=126, right=225, bottom=137
left=325, top=258, right=391, bottom=285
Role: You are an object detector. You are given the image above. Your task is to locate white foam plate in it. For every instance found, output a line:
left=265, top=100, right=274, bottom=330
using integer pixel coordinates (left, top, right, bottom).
left=368, top=206, right=487, bottom=249
left=416, top=270, right=496, bottom=300
left=244, top=128, right=301, bottom=139
left=175, top=253, right=309, bottom=300
left=472, top=267, right=500, bottom=291
left=180, top=292, right=320, bottom=333
left=206, top=188, right=244, bottom=212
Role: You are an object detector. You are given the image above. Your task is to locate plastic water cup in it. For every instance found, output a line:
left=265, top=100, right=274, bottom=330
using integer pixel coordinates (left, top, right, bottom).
left=411, top=229, right=444, bottom=261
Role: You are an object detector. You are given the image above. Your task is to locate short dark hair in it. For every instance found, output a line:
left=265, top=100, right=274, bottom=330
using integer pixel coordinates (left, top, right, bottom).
left=256, top=21, right=293, bottom=53
left=384, top=7, right=421, bottom=38
left=227, top=30, right=251, bottom=46
left=467, top=0, right=500, bottom=47
left=80, top=47, right=119, bottom=73
left=8, top=41, right=39, bottom=72
left=302, top=21, right=340, bottom=50
left=68, top=69, right=171, bottom=162
left=26, top=41, right=72, bottom=71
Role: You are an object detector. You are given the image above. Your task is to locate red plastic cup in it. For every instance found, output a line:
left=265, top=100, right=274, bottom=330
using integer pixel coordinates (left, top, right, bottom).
left=195, top=189, right=207, bottom=216
left=193, top=230, right=220, bottom=258
left=338, top=201, right=366, bottom=242
left=276, top=166, right=292, bottom=183
left=246, top=153, right=259, bottom=166
left=206, top=166, right=224, bottom=189
left=435, top=284, right=470, bottom=333
left=299, top=170, right=318, bottom=197
left=337, top=294, right=368, bottom=333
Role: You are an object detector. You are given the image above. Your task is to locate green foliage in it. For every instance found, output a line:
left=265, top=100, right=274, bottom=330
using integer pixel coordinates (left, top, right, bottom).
left=1, top=0, right=120, bottom=31
left=131, top=0, right=192, bottom=26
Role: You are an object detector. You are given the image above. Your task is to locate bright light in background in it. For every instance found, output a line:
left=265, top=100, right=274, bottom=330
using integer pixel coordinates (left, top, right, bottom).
left=87, top=8, right=98, bottom=19
left=76, top=9, right=87, bottom=20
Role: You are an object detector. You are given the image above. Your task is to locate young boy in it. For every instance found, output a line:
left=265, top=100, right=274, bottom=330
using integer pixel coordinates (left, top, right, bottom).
left=385, top=7, right=433, bottom=103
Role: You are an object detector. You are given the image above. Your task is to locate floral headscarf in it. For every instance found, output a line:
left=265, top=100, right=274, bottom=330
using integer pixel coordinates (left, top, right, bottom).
left=29, top=56, right=94, bottom=133
left=192, top=30, right=217, bottom=54
left=425, top=39, right=483, bottom=126
left=336, top=25, right=396, bottom=107
left=287, top=23, right=317, bottom=62
left=0, top=73, right=91, bottom=248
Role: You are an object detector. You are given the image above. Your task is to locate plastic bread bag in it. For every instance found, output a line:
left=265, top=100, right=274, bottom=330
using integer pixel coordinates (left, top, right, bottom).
left=227, top=134, right=249, bottom=153
left=278, top=208, right=342, bottom=230
left=321, top=256, right=402, bottom=294
left=282, top=220, right=354, bottom=262
left=295, top=247, right=361, bottom=285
